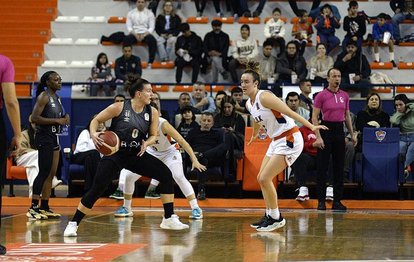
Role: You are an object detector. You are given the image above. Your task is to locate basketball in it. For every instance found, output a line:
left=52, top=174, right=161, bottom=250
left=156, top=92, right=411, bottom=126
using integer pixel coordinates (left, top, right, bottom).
left=98, top=131, right=119, bottom=156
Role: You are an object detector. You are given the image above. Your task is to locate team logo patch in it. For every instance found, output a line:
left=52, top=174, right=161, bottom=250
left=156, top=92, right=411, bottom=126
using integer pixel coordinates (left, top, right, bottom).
left=375, top=130, right=386, bottom=142
left=144, top=113, right=149, bottom=121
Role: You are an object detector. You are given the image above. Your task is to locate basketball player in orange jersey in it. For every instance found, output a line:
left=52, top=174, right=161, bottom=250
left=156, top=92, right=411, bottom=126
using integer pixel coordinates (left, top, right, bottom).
left=242, top=62, right=328, bottom=232
left=64, top=77, right=188, bottom=237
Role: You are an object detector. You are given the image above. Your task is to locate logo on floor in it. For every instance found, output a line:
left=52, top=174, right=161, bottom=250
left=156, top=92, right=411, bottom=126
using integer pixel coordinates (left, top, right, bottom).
left=1, top=243, right=146, bottom=261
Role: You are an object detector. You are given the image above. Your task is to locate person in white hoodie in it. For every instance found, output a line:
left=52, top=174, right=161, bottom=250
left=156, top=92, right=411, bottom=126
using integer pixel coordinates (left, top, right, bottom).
left=123, top=0, right=157, bottom=66
left=228, top=24, right=259, bottom=83
left=264, top=7, right=286, bottom=57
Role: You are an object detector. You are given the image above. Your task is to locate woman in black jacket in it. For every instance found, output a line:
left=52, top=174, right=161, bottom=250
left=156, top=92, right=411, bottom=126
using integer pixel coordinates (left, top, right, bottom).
left=155, top=1, right=182, bottom=62
left=355, top=93, right=390, bottom=151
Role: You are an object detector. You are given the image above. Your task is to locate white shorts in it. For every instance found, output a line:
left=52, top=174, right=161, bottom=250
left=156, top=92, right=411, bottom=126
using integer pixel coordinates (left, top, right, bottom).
left=266, top=131, right=304, bottom=166
left=147, top=148, right=182, bottom=167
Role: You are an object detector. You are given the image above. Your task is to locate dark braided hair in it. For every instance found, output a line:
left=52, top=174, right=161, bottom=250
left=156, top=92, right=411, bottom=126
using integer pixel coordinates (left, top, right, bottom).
left=36, top=71, right=57, bottom=98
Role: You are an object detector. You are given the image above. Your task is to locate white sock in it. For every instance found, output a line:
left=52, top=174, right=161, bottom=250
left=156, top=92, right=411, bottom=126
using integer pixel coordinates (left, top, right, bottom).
left=390, top=52, right=394, bottom=61
left=189, top=199, right=199, bottom=209
left=265, top=208, right=270, bottom=216
left=124, top=199, right=132, bottom=210
left=374, top=53, right=380, bottom=62
left=269, top=208, right=280, bottom=220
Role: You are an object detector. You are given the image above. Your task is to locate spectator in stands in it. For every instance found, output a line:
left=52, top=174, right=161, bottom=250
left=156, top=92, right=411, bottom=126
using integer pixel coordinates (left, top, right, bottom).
left=175, top=23, right=203, bottom=84
left=229, top=24, right=259, bottom=83
left=373, top=13, right=396, bottom=66
left=214, top=91, right=227, bottom=116
left=298, top=80, right=313, bottom=114
left=123, top=0, right=157, bottom=66
left=114, top=45, right=142, bottom=96
left=186, top=112, right=228, bottom=200
left=342, top=1, right=366, bottom=51
left=176, top=106, right=200, bottom=138
left=390, top=94, right=414, bottom=178
left=312, top=68, right=356, bottom=211
left=286, top=92, right=310, bottom=127
left=390, top=0, right=414, bottom=44
left=291, top=9, right=314, bottom=57
left=254, top=39, right=277, bottom=90
left=314, top=4, right=340, bottom=54
left=307, top=43, right=334, bottom=86
left=288, top=0, right=341, bottom=21
left=89, top=53, right=114, bottom=97
left=231, top=87, right=247, bottom=114
left=190, top=82, right=216, bottom=113
left=291, top=124, right=318, bottom=202
left=155, top=1, right=182, bottom=62
left=73, top=116, right=105, bottom=193
left=195, top=0, right=222, bottom=17
left=152, top=91, right=170, bottom=123
left=275, top=41, right=308, bottom=97
left=15, top=116, right=62, bottom=197
left=147, top=0, right=183, bottom=15
left=264, top=7, right=286, bottom=56
left=202, top=19, right=230, bottom=82
left=334, top=40, right=371, bottom=98
left=214, top=95, right=245, bottom=175
left=174, top=92, right=200, bottom=116
left=356, top=93, right=390, bottom=152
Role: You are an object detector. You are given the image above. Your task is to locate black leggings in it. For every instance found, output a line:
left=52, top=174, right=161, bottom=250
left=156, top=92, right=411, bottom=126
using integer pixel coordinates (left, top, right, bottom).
left=316, top=121, right=345, bottom=202
left=32, top=133, right=59, bottom=196
left=73, top=150, right=101, bottom=192
left=81, top=151, right=174, bottom=209
left=195, top=0, right=221, bottom=14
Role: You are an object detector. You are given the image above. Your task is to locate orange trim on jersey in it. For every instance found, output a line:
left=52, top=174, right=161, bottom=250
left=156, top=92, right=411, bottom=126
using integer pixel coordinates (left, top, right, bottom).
left=271, top=109, right=287, bottom=124
left=273, top=126, right=300, bottom=142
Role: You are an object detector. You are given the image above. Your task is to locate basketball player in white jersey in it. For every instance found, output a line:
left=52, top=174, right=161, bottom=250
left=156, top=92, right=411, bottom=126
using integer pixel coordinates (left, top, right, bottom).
left=114, top=104, right=206, bottom=220
left=242, top=62, right=327, bottom=232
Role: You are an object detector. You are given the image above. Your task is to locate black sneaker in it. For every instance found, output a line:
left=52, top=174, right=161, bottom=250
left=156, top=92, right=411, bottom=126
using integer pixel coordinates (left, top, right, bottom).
left=0, top=244, right=6, bottom=255
left=317, top=201, right=326, bottom=211
left=197, top=189, right=206, bottom=200
left=332, top=201, right=347, bottom=211
left=250, top=214, right=268, bottom=229
left=256, top=214, right=286, bottom=232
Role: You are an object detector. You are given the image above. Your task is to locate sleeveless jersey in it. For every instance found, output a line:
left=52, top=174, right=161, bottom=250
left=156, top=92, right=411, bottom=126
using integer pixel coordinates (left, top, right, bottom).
left=110, top=100, right=152, bottom=150
left=246, top=90, right=296, bottom=138
left=147, top=117, right=176, bottom=154
left=37, top=91, right=65, bottom=135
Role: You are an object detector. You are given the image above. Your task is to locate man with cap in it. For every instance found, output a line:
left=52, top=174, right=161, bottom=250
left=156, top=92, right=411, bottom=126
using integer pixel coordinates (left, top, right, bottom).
left=202, top=19, right=230, bottom=82
left=175, top=23, right=203, bottom=83
left=334, top=40, right=371, bottom=97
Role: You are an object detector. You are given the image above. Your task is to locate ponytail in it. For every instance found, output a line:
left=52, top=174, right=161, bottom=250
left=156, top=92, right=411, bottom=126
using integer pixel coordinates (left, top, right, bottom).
left=36, top=71, right=56, bottom=98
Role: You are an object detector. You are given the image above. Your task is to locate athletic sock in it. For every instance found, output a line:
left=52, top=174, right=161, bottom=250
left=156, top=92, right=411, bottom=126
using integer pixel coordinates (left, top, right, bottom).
left=163, top=202, right=174, bottom=218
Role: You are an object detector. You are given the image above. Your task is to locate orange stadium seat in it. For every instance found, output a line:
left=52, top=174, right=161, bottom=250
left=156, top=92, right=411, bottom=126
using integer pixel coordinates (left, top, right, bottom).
left=6, top=157, right=27, bottom=197
left=186, top=16, right=209, bottom=24
left=14, top=73, right=37, bottom=82
left=241, top=127, right=283, bottom=191
left=205, top=85, right=225, bottom=92
left=399, top=42, right=414, bottom=46
left=370, top=62, right=393, bottom=69
left=398, top=62, right=414, bottom=69
left=238, top=17, right=260, bottom=24
left=152, top=85, right=169, bottom=92
left=108, top=16, right=126, bottom=23
left=290, top=17, right=313, bottom=24
left=372, top=87, right=392, bottom=94
left=397, top=86, right=414, bottom=93
left=212, top=17, right=234, bottom=24
left=151, top=61, right=175, bottom=69
left=173, top=85, right=193, bottom=92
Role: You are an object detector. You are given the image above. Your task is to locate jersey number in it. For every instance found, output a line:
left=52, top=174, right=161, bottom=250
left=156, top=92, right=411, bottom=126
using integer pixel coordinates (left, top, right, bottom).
left=132, top=129, right=139, bottom=138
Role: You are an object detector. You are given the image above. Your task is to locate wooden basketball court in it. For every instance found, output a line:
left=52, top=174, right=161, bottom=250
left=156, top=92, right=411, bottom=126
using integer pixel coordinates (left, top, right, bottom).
left=1, top=197, right=414, bottom=261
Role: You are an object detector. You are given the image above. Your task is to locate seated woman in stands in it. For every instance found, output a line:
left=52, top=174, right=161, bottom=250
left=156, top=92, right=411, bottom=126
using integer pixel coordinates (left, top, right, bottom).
left=176, top=106, right=200, bottom=139
left=214, top=95, right=246, bottom=176
left=155, top=0, right=182, bottom=62
left=89, top=52, right=114, bottom=97
left=15, top=116, right=62, bottom=197
left=306, top=43, right=333, bottom=86
left=73, top=115, right=106, bottom=193
left=355, top=93, right=390, bottom=152
left=390, top=94, right=414, bottom=178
